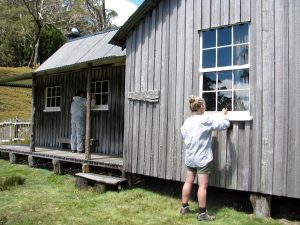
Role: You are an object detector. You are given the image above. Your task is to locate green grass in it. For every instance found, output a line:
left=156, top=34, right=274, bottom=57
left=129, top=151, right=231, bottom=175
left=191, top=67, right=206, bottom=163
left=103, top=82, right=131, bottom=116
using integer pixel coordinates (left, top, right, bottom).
left=0, top=67, right=33, bottom=121
left=0, top=67, right=33, bottom=79
left=0, top=160, right=284, bottom=225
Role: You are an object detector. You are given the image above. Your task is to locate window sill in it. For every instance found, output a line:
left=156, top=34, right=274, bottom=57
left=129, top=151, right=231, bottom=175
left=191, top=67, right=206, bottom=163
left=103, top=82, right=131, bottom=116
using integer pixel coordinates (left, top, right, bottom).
left=91, top=105, right=109, bottom=111
left=43, top=108, right=61, bottom=112
left=204, top=111, right=253, bottom=121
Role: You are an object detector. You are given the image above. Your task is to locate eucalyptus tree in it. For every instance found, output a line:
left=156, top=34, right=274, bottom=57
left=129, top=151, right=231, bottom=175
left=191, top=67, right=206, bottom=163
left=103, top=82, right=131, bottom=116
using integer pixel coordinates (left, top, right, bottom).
left=21, top=0, right=67, bottom=67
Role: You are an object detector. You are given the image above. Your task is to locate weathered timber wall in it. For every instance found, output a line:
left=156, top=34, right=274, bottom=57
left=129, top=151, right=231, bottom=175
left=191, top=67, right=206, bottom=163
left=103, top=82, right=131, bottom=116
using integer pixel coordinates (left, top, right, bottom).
left=123, top=0, right=300, bottom=198
left=35, top=66, right=125, bottom=155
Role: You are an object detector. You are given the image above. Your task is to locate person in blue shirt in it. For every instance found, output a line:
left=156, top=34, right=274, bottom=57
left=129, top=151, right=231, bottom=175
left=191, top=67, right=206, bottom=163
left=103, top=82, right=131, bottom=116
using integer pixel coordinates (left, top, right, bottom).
left=180, top=95, right=230, bottom=221
left=70, top=90, right=86, bottom=153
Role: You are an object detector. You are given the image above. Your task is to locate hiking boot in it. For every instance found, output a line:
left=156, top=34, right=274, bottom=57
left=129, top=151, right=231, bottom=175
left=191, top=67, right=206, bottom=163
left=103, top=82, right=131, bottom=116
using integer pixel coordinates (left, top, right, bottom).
left=197, top=211, right=216, bottom=221
left=179, top=206, right=190, bottom=215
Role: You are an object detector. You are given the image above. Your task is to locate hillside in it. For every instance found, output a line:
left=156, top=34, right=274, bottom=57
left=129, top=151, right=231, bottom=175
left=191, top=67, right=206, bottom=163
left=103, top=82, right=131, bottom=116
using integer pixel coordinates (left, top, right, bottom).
left=0, top=67, right=33, bottom=121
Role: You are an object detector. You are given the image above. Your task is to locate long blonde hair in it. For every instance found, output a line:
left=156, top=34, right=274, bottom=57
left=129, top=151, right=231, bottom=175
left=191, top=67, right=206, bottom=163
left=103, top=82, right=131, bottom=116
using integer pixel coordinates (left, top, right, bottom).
left=189, top=96, right=206, bottom=114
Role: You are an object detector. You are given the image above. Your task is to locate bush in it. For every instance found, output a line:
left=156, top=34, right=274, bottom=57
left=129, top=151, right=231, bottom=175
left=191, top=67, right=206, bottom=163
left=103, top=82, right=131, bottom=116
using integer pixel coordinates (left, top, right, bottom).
left=0, top=175, right=25, bottom=191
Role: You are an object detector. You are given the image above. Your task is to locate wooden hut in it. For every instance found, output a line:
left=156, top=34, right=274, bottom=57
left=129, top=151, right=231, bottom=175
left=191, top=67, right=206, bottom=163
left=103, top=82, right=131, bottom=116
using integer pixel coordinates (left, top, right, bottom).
left=33, top=29, right=126, bottom=156
left=109, top=0, right=300, bottom=211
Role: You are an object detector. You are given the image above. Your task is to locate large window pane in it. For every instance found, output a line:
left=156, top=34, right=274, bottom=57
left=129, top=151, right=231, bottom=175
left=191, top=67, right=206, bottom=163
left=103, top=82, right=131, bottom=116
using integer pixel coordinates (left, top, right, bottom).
left=51, top=97, right=56, bottom=107
left=203, top=72, right=216, bottom=91
left=218, top=91, right=232, bottom=111
left=95, top=94, right=101, bottom=105
left=233, top=45, right=248, bottom=65
left=202, top=92, right=216, bottom=111
left=218, top=71, right=232, bottom=90
left=56, top=97, right=61, bottom=107
left=203, top=29, right=216, bottom=48
left=218, top=27, right=231, bottom=46
left=233, top=23, right=249, bottom=44
left=47, top=98, right=51, bottom=107
left=102, top=81, right=109, bottom=92
left=234, top=69, right=249, bottom=89
left=202, top=49, right=216, bottom=68
left=217, top=47, right=231, bottom=67
left=234, top=90, right=249, bottom=111
left=56, top=87, right=61, bottom=96
left=96, top=83, right=101, bottom=93
left=102, top=94, right=108, bottom=105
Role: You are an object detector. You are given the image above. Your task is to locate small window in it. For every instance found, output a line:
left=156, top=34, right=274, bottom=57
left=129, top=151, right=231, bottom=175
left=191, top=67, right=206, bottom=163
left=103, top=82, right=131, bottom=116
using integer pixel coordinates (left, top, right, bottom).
left=200, top=23, right=250, bottom=119
left=44, top=86, right=61, bottom=112
left=91, top=80, right=109, bottom=110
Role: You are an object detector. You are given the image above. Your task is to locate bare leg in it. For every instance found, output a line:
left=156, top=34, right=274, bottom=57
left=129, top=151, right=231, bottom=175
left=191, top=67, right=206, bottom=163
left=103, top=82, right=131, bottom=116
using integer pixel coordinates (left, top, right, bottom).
left=197, top=174, right=209, bottom=208
left=182, top=170, right=196, bottom=204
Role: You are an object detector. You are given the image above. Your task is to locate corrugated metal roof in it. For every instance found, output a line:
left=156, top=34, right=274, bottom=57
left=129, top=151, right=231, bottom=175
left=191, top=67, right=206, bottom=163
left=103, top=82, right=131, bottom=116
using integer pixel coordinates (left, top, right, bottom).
left=35, top=29, right=125, bottom=75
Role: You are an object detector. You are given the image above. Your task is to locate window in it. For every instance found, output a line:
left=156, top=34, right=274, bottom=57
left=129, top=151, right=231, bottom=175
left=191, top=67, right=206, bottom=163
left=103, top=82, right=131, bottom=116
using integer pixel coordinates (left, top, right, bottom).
left=44, top=86, right=61, bottom=111
left=91, top=80, right=109, bottom=110
left=200, top=23, right=250, bottom=119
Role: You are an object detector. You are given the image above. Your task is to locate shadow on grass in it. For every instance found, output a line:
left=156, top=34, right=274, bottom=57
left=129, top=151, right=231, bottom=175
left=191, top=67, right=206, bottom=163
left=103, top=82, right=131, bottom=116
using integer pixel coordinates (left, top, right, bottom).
left=136, top=176, right=300, bottom=222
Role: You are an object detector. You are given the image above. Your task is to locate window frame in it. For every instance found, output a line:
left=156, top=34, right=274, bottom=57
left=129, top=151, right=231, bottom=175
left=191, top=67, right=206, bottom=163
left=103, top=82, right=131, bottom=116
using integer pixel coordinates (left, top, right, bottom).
left=44, top=86, right=61, bottom=112
left=91, top=80, right=110, bottom=111
left=199, top=23, right=252, bottom=121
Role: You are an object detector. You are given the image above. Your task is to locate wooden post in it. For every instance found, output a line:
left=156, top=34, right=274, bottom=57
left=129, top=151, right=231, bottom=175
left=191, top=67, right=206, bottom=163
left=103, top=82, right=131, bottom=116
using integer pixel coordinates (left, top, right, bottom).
left=9, top=119, right=12, bottom=142
left=82, top=163, right=90, bottom=173
left=30, top=73, right=37, bottom=152
left=250, top=193, right=272, bottom=217
left=85, top=65, right=92, bottom=160
left=28, top=156, right=37, bottom=168
left=52, top=159, right=63, bottom=175
left=9, top=153, right=17, bottom=164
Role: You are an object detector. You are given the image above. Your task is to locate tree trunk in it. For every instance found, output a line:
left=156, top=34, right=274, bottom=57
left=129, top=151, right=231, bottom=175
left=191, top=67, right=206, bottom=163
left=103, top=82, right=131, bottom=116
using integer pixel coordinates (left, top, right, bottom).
left=28, top=28, right=41, bottom=67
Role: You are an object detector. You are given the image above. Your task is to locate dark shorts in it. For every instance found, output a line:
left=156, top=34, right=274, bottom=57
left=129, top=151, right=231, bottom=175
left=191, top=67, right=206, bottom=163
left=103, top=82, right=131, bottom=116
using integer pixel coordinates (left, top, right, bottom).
left=187, top=162, right=213, bottom=174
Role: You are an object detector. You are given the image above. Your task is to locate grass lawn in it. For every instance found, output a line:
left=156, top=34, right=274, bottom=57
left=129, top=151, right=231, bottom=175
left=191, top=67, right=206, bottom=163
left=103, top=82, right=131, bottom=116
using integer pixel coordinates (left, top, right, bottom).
left=0, top=67, right=33, bottom=121
left=0, top=159, right=285, bottom=225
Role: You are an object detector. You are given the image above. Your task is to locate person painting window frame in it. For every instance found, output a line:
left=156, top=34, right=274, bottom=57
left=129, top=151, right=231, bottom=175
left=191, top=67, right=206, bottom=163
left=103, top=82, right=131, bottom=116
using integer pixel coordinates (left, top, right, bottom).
left=180, top=95, right=230, bottom=221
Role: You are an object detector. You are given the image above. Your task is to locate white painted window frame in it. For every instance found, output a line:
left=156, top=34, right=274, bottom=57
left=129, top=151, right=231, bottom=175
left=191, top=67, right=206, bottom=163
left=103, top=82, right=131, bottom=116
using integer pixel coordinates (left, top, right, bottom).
left=199, top=23, right=252, bottom=121
left=44, top=86, right=61, bottom=112
left=91, top=80, right=109, bottom=111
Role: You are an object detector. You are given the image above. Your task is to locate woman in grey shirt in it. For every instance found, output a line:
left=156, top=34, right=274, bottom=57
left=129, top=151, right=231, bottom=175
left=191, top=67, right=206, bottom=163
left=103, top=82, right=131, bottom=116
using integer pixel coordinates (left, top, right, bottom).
left=180, top=96, right=229, bottom=221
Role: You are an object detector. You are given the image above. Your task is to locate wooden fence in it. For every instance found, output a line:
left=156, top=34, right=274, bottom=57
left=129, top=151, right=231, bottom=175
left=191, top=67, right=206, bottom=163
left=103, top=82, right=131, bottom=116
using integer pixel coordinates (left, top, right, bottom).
left=0, top=119, right=31, bottom=143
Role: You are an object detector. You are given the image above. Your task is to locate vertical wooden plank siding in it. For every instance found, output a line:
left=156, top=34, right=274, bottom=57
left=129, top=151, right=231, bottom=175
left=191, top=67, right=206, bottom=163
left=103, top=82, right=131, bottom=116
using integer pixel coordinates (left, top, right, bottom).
left=144, top=9, right=156, bottom=176
left=287, top=0, right=300, bottom=198
left=241, top=0, right=251, bottom=22
left=124, top=35, right=135, bottom=171
left=123, top=0, right=299, bottom=199
left=35, top=66, right=124, bottom=156
left=201, top=0, right=211, bottom=29
left=181, top=0, right=194, bottom=180
left=158, top=0, right=170, bottom=179
left=237, top=122, right=251, bottom=190
left=261, top=0, right=275, bottom=194
left=273, top=0, right=288, bottom=196
left=195, top=0, right=202, bottom=30
left=211, top=0, right=220, bottom=28
left=175, top=0, right=186, bottom=181
left=220, top=0, right=230, bottom=26
left=152, top=4, right=163, bottom=177
left=166, top=0, right=177, bottom=180
left=132, top=25, right=142, bottom=173
left=229, top=0, right=241, bottom=24
left=250, top=0, right=262, bottom=193
left=138, top=18, right=149, bottom=175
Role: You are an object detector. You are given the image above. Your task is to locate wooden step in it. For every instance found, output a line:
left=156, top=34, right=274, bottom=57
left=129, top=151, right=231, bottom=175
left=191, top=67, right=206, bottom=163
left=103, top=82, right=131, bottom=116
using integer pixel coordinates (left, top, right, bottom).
left=75, top=172, right=127, bottom=186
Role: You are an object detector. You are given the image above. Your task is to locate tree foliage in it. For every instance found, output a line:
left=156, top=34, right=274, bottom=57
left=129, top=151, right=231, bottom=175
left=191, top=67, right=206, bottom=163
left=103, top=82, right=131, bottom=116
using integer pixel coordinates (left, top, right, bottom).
left=0, top=0, right=118, bottom=67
